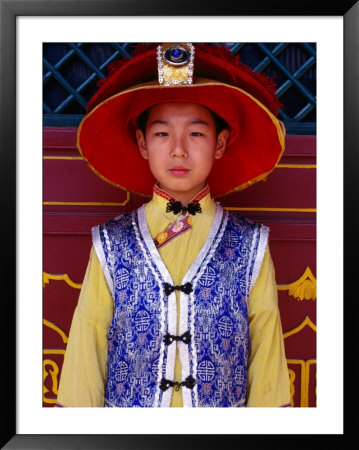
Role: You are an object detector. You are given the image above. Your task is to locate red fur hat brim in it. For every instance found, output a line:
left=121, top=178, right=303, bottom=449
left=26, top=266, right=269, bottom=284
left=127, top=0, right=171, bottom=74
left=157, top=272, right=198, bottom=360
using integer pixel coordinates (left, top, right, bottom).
left=78, top=80, right=285, bottom=198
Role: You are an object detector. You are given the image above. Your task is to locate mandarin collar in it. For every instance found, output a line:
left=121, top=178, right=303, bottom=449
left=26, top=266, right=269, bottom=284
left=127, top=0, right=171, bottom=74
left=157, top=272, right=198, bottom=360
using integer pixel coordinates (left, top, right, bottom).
left=150, top=184, right=213, bottom=216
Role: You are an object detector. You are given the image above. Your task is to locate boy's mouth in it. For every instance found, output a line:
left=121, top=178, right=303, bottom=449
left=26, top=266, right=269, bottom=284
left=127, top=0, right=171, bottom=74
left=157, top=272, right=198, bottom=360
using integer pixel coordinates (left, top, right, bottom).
left=169, top=166, right=190, bottom=176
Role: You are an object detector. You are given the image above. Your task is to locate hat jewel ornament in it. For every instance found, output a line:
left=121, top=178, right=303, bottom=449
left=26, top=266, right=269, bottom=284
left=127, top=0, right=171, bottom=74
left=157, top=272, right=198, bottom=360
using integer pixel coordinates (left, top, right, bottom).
left=157, top=43, right=195, bottom=86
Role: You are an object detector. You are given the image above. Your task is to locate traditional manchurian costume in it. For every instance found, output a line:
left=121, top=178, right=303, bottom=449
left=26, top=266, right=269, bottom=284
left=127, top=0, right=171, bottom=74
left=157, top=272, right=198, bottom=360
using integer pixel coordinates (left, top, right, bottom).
left=56, top=43, right=291, bottom=407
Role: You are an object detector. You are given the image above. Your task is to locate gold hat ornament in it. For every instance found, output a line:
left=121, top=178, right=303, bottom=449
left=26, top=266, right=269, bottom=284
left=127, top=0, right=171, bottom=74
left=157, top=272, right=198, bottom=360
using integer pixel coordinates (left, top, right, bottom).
left=157, top=43, right=195, bottom=86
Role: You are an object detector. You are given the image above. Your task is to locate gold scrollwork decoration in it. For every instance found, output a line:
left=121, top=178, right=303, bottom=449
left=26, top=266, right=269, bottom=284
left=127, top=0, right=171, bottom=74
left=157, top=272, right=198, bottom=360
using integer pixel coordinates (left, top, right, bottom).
left=43, top=272, right=82, bottom=290
left=284, top=319, right=317, bottom=406
left=43, top=359, right=60, bottom=404
left=277, top=267, right=316, bottom=301
left=286, top=359, right=317, bottom=407
left=43, top=319, right=68, bottom=344
left=288, top=368, right=296, bottom=407
left=283, top=316, right=316, bottom=340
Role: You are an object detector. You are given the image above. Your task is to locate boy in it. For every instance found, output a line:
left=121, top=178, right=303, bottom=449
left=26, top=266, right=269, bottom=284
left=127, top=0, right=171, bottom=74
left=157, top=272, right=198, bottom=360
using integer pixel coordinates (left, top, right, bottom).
left=56, top=43, right=291, bottom=407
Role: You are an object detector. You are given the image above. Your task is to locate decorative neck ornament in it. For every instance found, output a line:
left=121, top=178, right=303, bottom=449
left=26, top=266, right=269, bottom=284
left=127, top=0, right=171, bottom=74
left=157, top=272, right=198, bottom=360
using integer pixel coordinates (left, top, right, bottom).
left=157, top=43, right=195, bottom=86
left=166, top=198, right=202, bottom=216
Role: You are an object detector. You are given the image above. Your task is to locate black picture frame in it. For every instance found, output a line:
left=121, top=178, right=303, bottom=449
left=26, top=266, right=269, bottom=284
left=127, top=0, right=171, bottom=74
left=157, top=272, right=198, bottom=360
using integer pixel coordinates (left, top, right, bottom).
left=1, top=0, right=356, bottom=448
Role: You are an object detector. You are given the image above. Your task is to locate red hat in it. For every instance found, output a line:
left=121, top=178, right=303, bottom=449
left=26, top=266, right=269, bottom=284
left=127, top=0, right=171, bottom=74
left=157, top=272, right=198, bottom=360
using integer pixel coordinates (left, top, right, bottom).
left=78, top=43, right=285, bottom=198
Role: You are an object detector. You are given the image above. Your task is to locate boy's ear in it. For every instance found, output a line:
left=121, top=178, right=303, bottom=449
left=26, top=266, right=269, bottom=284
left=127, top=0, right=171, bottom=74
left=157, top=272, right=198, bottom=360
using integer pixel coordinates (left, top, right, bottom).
left=215, top=129, right=229, bottom=160
left=136, top=129, right=148, bottom=159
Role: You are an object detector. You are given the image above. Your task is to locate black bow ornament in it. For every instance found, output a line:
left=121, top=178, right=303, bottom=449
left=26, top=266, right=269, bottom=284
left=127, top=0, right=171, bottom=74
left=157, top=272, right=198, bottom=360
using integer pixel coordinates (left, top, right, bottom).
left=163, top=282, right=193, bottom=296
left=166, top=199, right=202, bottom=215
left=163, top=330, right=192, bottom=345
left=159, top=375, right=197, bottom=392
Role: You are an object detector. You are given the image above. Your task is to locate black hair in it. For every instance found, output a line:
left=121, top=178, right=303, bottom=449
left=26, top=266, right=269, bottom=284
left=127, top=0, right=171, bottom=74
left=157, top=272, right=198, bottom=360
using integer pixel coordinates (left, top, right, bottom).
left=137, top=105, right=229, bottom=136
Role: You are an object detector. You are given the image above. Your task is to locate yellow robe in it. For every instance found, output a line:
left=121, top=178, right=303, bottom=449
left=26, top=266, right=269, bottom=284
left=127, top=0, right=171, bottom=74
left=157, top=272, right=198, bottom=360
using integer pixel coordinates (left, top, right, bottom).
left=57, top=191, right=291, bottom=407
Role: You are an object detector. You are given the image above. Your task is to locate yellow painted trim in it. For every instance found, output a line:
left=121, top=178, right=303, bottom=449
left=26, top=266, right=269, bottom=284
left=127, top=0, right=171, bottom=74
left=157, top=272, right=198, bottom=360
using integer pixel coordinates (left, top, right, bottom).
left=283, top=316, right=317, bottom=339
left=43, top=349, right=66, bottom=355
left=278, top=266, right=316, bottom=300
left=43, top=190, right=131, bottom=207
left=43, top=319, right=69, bottom=344
left=44, top=201, right=128, bottom=206
left=305, top=360, right=317, bottom=407
left=307, top=359, right=317, bottom=368
left=224, top=207, right=316, bottom=213
left=43, top=272, right=82, bottom=290
left=44, top=158, right=317, bottom=169
left=277, top=164, right=316, bottom=169
left=287, top=368, right=296, bottom=407
left=286, top=359, right=308, bottom=407
left=43, top=156, right=83, bottom=160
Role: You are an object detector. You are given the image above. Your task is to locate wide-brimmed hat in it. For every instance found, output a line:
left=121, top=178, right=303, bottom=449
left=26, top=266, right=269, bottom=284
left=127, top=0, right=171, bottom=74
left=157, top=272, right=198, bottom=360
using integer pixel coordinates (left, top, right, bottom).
left=78, top=43, right=285, bottom=198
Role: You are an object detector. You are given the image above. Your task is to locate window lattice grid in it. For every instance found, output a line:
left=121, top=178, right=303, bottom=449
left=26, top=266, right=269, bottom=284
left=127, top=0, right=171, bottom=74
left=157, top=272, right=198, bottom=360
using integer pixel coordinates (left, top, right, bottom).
left=43, top=42, right=316, bottom=126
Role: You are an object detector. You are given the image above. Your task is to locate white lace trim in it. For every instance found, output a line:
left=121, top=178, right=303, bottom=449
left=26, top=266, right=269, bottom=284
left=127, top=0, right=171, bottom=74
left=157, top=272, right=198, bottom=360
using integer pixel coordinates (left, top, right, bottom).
left=249, top=225, right=269, bottom=292
left=137, top=206, right=176, bottom=408
left=92, top=225, right=114, bottom=297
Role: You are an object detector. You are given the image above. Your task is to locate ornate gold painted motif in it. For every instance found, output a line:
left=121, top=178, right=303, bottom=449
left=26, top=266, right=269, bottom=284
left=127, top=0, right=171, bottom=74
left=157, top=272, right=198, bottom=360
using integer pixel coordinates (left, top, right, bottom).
left=288, top=368, right=296, bottom=407
left=43, top=359, right=60, bottom=404
left=277, top=267, right=316, bottom=300
left=283, top=316, right=316, bottom=339
left=43, top=320, right=68, bottom=404
left=43, top=319, right=69, bottom=343
left=286, top=359, right=317, bottom=407
left=43, top=272, right=82, bottom=290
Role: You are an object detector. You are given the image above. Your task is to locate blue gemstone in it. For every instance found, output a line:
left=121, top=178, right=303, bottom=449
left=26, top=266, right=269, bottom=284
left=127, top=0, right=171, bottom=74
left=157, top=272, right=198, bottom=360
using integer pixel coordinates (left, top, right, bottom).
left=164, top=46, right=189, bottom=65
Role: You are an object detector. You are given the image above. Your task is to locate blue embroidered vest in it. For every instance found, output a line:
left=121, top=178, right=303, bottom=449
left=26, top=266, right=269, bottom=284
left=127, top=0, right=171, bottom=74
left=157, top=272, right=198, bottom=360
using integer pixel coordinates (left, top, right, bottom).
left=92, top=204, right=268, bottom=407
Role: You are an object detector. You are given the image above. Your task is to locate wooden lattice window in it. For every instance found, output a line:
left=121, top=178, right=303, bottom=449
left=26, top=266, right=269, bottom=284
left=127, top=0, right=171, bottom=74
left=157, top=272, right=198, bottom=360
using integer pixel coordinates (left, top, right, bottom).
left=43, top=42, right=316, bottom=134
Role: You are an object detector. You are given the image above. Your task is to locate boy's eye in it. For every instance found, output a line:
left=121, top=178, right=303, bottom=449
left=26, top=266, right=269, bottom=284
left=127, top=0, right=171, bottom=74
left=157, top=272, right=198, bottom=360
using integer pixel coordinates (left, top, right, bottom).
left=155, top=132, right=168, bottom=136
left=191, top=132, right=203, bottom=137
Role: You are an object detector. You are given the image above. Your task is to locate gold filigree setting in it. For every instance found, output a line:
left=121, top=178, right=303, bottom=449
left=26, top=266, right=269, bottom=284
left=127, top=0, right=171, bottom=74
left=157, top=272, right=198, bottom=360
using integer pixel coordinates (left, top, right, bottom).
left=157, top=43, right=195, bottom=86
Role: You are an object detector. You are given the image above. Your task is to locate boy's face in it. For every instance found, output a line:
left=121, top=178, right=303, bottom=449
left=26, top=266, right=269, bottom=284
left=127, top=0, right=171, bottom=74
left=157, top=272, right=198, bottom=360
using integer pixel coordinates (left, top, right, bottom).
left=136, top=102, right=228, bottom=203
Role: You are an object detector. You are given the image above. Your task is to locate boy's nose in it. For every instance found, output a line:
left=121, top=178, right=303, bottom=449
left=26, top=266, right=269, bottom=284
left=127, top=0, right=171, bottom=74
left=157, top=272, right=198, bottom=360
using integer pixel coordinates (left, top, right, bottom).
left=171, top=140, right=187, bottom=158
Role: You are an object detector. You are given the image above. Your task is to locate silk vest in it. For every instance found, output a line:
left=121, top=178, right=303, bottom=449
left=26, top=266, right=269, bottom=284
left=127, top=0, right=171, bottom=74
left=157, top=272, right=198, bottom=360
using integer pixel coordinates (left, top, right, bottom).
left=92, top=204, right=268, bottom=407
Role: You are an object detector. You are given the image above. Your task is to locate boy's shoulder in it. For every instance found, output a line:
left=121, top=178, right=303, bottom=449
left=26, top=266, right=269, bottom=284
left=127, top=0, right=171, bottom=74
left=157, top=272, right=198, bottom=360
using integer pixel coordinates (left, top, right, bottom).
left=225, top=210, right=266, bottom=231
left=92, top=210, right=136, bottom=235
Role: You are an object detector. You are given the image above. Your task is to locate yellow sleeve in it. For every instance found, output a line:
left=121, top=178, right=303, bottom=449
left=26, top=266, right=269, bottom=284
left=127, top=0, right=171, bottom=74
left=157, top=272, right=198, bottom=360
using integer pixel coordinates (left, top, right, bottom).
left=56, top=247, right=113, bottom=407
left=246, top=246, right=291, bottom=407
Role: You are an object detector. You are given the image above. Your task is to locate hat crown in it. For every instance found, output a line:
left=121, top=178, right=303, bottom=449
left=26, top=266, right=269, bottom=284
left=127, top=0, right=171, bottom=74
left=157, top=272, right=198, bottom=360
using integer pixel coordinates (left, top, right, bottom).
left=88, top=43, right=281, bottom=116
